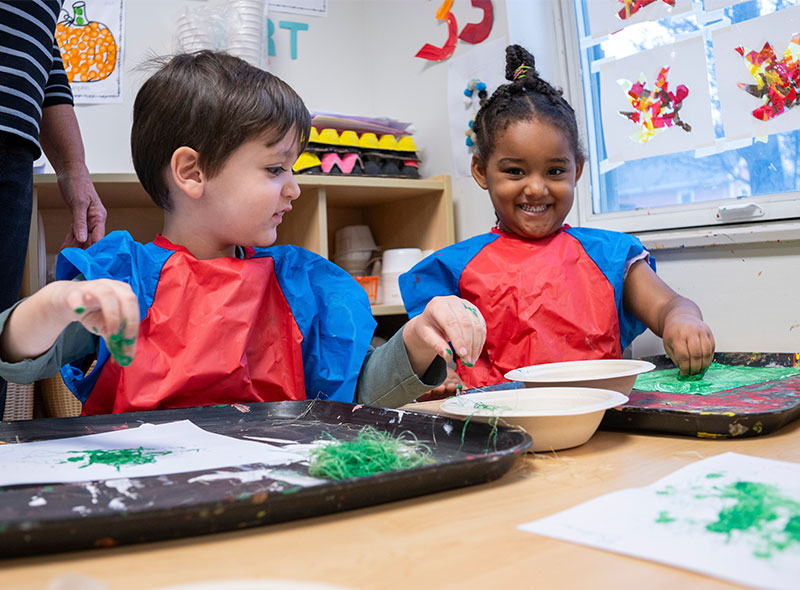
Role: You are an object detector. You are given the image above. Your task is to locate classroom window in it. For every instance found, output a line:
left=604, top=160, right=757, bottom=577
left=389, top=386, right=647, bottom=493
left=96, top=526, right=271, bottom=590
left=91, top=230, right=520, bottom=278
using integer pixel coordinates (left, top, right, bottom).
left=570, top=0, right=800, bottom=233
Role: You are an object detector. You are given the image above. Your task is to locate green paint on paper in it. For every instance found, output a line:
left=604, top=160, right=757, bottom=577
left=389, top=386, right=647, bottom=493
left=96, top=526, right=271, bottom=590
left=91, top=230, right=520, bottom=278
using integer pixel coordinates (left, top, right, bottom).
left=656, top=511, right=676, bottom=523
left=634, top=362, right=800, bottom=395
left=307, top=427, right=433, bottom=481
left=63, top=447, right=172, bottom=471
left=705, top=481, right=800, bottom=558
left=707, top=472, right=724, bottom=479
left=107, top=319, right=135, bottom=366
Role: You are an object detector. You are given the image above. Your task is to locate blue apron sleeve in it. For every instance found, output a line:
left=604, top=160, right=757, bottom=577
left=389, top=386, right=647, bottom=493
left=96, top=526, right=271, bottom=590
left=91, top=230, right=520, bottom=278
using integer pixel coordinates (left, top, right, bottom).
left=399, top=233, right=498, bottom=318
left=565, top=227, right=656, bottom=350
left=264, top=245, right=376, bottom=403
left=55, top=231, right=173, bottom=402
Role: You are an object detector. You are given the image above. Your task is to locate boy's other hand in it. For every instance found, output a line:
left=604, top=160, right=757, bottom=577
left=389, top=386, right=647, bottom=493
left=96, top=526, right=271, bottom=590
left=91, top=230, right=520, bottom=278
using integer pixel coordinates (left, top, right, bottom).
left=59, top=279, right=140, bottom=366
left=403, top=295, right=486, bottom=378
left=416, top=363, right=464, bottom=402
left=662, top=313, right=715, bottom=376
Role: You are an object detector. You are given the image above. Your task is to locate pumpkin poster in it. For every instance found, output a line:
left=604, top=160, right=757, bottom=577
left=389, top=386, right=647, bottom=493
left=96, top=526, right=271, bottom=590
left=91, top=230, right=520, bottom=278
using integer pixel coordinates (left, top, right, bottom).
left=55, top=0, right=124, bottom=103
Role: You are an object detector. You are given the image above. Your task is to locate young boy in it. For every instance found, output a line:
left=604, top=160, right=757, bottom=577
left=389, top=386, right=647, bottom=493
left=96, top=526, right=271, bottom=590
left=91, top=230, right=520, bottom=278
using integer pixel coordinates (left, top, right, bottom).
left=0, top=51, right=486, bottom=415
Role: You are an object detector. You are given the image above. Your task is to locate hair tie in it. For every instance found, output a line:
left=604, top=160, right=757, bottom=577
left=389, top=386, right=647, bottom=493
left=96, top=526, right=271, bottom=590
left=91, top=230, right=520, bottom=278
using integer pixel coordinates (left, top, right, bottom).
left=513, top=65, right=531, bottom=81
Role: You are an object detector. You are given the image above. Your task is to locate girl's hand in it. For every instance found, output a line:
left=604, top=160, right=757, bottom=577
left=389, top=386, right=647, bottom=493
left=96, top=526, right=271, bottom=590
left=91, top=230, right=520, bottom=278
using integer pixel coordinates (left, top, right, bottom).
left=403, top=295, right=487, bottom=378
left=58, top=279, right=140, bottom=366
left=662, top=313, right=715, bottom=376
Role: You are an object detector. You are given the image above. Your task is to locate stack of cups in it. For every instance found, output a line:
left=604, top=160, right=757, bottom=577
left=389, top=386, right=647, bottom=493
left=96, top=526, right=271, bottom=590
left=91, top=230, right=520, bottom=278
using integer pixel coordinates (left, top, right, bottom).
left=225, top=0, right=267, bottom=68
left=333, top=225, right=377, bottom=276
left=176, top=10, right=214, bottom=53
left=378, top=248, right=423, bottom=305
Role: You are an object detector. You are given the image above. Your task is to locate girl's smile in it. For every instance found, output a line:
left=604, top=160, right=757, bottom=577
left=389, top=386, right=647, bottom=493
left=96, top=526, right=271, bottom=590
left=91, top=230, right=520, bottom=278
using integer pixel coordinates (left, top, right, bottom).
left=471, top=117, right=583, bottom=240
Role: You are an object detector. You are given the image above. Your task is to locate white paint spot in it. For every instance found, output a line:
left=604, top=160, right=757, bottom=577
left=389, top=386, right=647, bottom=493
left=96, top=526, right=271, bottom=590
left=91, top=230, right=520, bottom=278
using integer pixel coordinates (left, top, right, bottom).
left=443, top=422, right=454, bottom=436
left=105, top=478, right=143, bottom=499
left=187, top=468, right=325, bottom=488
left=83, top=483, right=101, bottom=504
left=108, top=497, right=127, bottom=511
left=28, top=495, right=46, bottom=507
left=72, top=505, right=91, bottom=516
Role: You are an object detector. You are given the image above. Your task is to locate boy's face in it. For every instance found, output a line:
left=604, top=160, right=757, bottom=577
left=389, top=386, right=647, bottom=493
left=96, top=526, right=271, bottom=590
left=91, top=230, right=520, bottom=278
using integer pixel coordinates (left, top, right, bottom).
left=472, top=118, right=583, bottom=240
left=202, top=132, right=301, bottom=250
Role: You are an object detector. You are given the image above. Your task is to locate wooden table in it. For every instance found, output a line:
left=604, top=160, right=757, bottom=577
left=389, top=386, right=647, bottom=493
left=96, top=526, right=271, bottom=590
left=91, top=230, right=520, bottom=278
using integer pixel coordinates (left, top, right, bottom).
left=4, top=418, right=799, bottom=590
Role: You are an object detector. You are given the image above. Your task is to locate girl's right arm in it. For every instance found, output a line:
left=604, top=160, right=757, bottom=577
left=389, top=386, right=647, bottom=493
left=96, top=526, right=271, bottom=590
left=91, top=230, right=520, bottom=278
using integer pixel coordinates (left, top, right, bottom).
left=0, top=279, right=139, bottom=363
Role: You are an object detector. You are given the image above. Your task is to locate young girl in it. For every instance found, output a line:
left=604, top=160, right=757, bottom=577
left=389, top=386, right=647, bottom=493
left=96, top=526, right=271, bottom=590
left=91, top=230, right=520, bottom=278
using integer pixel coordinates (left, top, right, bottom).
left=400, top=45, right=714, bottom=393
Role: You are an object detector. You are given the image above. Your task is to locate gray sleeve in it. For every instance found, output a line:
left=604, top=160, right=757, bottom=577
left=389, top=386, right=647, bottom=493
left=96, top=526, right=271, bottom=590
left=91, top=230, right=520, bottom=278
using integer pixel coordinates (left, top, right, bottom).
left=355, top=325, right=447, bottom=408
left=0, top=299, right=98, bottom=384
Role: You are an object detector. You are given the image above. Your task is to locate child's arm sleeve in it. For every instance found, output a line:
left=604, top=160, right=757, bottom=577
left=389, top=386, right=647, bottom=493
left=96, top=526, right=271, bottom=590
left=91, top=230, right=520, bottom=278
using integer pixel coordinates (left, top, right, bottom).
left=355, top=326, right=446, bottom=407
left=0, top=299, right=97, bottom=384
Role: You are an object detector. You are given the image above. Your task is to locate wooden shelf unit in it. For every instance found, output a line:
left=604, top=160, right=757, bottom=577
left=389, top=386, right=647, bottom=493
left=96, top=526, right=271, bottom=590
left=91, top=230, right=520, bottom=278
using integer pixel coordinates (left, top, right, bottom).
left=25, top=173, right=454, bottom=317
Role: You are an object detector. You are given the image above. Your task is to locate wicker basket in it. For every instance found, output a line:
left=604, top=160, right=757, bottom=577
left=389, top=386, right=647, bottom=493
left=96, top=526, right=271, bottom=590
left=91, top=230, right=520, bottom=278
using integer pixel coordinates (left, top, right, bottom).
left=2, top=382, right=34, bottom=421
left=40, top=374, right=82, bottom=418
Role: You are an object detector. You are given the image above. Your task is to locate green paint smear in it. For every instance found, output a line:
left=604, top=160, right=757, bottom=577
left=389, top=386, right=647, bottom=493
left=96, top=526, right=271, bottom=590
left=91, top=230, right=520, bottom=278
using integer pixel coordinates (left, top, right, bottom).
left=705, top=481, right=800, bottom=558
left=634, top=362, right=800, bottom=395
left=107, top=319, right=135, bottom=366
left=62, top=447, right=172, bottom=471
left=308, top=427, right=434, bottom=481
left=656, top=511, right=676, bottom=523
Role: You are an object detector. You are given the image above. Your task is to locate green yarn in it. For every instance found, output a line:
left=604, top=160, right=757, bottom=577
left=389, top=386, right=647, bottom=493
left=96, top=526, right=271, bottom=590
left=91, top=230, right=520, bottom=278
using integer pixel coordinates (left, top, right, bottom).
left=307, top=427, right=434, bottom=481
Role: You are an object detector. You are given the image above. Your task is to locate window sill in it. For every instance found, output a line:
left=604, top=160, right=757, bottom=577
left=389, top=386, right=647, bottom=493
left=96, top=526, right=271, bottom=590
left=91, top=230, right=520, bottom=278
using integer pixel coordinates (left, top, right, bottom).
left=633, top=220, right=800, bottom=251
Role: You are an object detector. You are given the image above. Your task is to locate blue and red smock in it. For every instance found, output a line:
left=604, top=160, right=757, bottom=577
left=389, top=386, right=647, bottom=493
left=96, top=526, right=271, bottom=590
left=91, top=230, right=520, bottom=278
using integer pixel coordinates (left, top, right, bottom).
left=56, top=231, right=375, bottom=415
left=399, top=226, right=654, bottom=388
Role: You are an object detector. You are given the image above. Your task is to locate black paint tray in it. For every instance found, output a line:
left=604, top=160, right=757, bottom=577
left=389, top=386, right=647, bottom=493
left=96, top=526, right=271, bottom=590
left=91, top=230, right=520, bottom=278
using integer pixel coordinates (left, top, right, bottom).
left=0, top=400, right=530, bottom=557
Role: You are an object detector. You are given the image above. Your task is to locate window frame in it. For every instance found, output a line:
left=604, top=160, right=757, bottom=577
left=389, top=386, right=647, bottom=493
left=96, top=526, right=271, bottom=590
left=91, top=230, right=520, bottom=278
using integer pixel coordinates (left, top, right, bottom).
left=555, top=0, right=800, bottom=236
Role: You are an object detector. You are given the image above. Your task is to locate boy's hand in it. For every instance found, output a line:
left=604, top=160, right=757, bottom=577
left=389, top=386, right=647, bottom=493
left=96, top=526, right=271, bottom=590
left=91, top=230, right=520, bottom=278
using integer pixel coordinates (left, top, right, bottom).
left=417, top=363, right=464, bottom=402
left=662, top=313, right=715, bottom=376
left=403, top=296, right=486, bottom=378
left=58, top=280, right=140, bottom=366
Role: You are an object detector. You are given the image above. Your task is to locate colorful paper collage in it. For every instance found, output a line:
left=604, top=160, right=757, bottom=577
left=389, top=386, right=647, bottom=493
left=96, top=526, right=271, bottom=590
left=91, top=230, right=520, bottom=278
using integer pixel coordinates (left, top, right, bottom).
left=55, top=0, right=124, bottom=103
left=586, top=0, right=692, bottom=39
left=598, top=36, right=716, bottom=163
left=519, top=453, right=800, bottom=589
left=712, top=5, right=800, bottom=141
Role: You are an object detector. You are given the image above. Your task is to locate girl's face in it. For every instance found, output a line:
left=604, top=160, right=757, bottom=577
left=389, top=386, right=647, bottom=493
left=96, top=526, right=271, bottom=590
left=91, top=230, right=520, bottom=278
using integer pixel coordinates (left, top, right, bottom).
left=471, top=118, right=583, bottom=240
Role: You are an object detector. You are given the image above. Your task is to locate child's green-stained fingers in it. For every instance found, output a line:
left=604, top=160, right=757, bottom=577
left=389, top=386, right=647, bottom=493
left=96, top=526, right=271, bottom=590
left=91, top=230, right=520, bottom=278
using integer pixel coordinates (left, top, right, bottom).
left=107, top=319, right=136, bottom=367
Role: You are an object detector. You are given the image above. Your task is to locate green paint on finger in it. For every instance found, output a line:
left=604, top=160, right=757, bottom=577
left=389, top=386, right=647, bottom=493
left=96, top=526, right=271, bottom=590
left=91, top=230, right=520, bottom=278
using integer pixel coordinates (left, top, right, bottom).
left=107, top=319, right=135, bottom=366
left=461, top=360, right=475, bottom=368
left=463, top=303, right=479, bottom=318
left=74, top=306, right=85, bottom=314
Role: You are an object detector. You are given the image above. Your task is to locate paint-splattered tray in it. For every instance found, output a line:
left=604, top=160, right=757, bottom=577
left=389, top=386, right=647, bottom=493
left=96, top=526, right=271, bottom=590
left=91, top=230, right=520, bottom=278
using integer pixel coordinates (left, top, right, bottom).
left=600, top=352, right=800, bottom=439
left=0, top=400, right=530, bottom=557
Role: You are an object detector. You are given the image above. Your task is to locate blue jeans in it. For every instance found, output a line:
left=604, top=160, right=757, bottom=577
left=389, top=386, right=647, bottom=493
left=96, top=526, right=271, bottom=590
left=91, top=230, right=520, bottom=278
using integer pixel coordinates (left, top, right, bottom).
left=0, top=132, right=35, bottom=418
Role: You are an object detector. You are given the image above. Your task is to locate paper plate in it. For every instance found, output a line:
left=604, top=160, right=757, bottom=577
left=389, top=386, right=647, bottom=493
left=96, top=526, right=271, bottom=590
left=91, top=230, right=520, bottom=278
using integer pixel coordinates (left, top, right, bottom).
left=505, top=359, right=656, bottom=396
left=440, top=388, right=630, bottom=451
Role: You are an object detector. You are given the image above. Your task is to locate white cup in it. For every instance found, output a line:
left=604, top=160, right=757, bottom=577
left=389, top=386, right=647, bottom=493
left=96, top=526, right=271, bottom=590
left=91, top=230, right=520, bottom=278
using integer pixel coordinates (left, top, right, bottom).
left=378, top=271, right=403, bottom=305
left=381, top=248, right=422, bottom=273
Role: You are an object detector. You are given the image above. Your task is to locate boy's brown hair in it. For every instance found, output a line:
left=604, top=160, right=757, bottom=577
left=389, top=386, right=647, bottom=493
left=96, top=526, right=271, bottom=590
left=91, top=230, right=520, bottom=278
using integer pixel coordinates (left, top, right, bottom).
left=131, top=51, right=311, bottom=210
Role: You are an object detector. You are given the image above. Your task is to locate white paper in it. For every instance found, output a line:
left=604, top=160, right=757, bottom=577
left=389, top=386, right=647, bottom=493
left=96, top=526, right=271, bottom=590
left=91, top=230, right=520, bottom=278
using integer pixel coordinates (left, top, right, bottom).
left=598, top=36, right=717, bottom=163
left=704, top=0, right=746, bottom=11
left=520, top=452, right=800, bottom=590
left=56, top=0, right=124, bottom=104
left=712, top=6, right=800, bottom=141
left=446, top=37, right=508, bottom=177
left=269, top=0, right=326, bottom=17
left=587, top=0, right=693, bottom=39
left=0, top=420, right=317, bottom=487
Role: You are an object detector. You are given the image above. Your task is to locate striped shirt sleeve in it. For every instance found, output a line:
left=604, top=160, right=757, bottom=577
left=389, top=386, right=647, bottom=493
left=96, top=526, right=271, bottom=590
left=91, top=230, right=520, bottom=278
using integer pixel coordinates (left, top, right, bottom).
left=43, top=38, right=74, bottom=108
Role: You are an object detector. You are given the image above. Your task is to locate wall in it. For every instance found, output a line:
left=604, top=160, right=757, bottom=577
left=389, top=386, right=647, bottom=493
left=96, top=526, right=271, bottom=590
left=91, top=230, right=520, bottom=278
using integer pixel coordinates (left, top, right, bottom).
left=53, top=0, right=510, bottom=240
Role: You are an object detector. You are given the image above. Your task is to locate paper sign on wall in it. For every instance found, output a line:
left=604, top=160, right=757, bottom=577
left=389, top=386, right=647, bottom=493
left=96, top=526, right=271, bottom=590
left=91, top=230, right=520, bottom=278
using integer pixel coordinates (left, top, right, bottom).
left=712, top=5, right=800, bottom=141
left=519, top=453, right=800, bottom=590
left=55, top=0, right=124, bottom=104
left=587, top=0, right=693, bottom=39
left=269, top=0, right=327, bottom=17
left=598, top=36, right=716, bottom=163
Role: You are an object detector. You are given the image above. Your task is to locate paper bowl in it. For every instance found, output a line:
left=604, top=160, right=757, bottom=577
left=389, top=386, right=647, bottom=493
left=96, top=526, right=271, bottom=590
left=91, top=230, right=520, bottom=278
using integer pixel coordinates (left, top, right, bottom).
left=439, top=388, right=629, bottom=451
left=504, top=359, right=656, bottom=396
